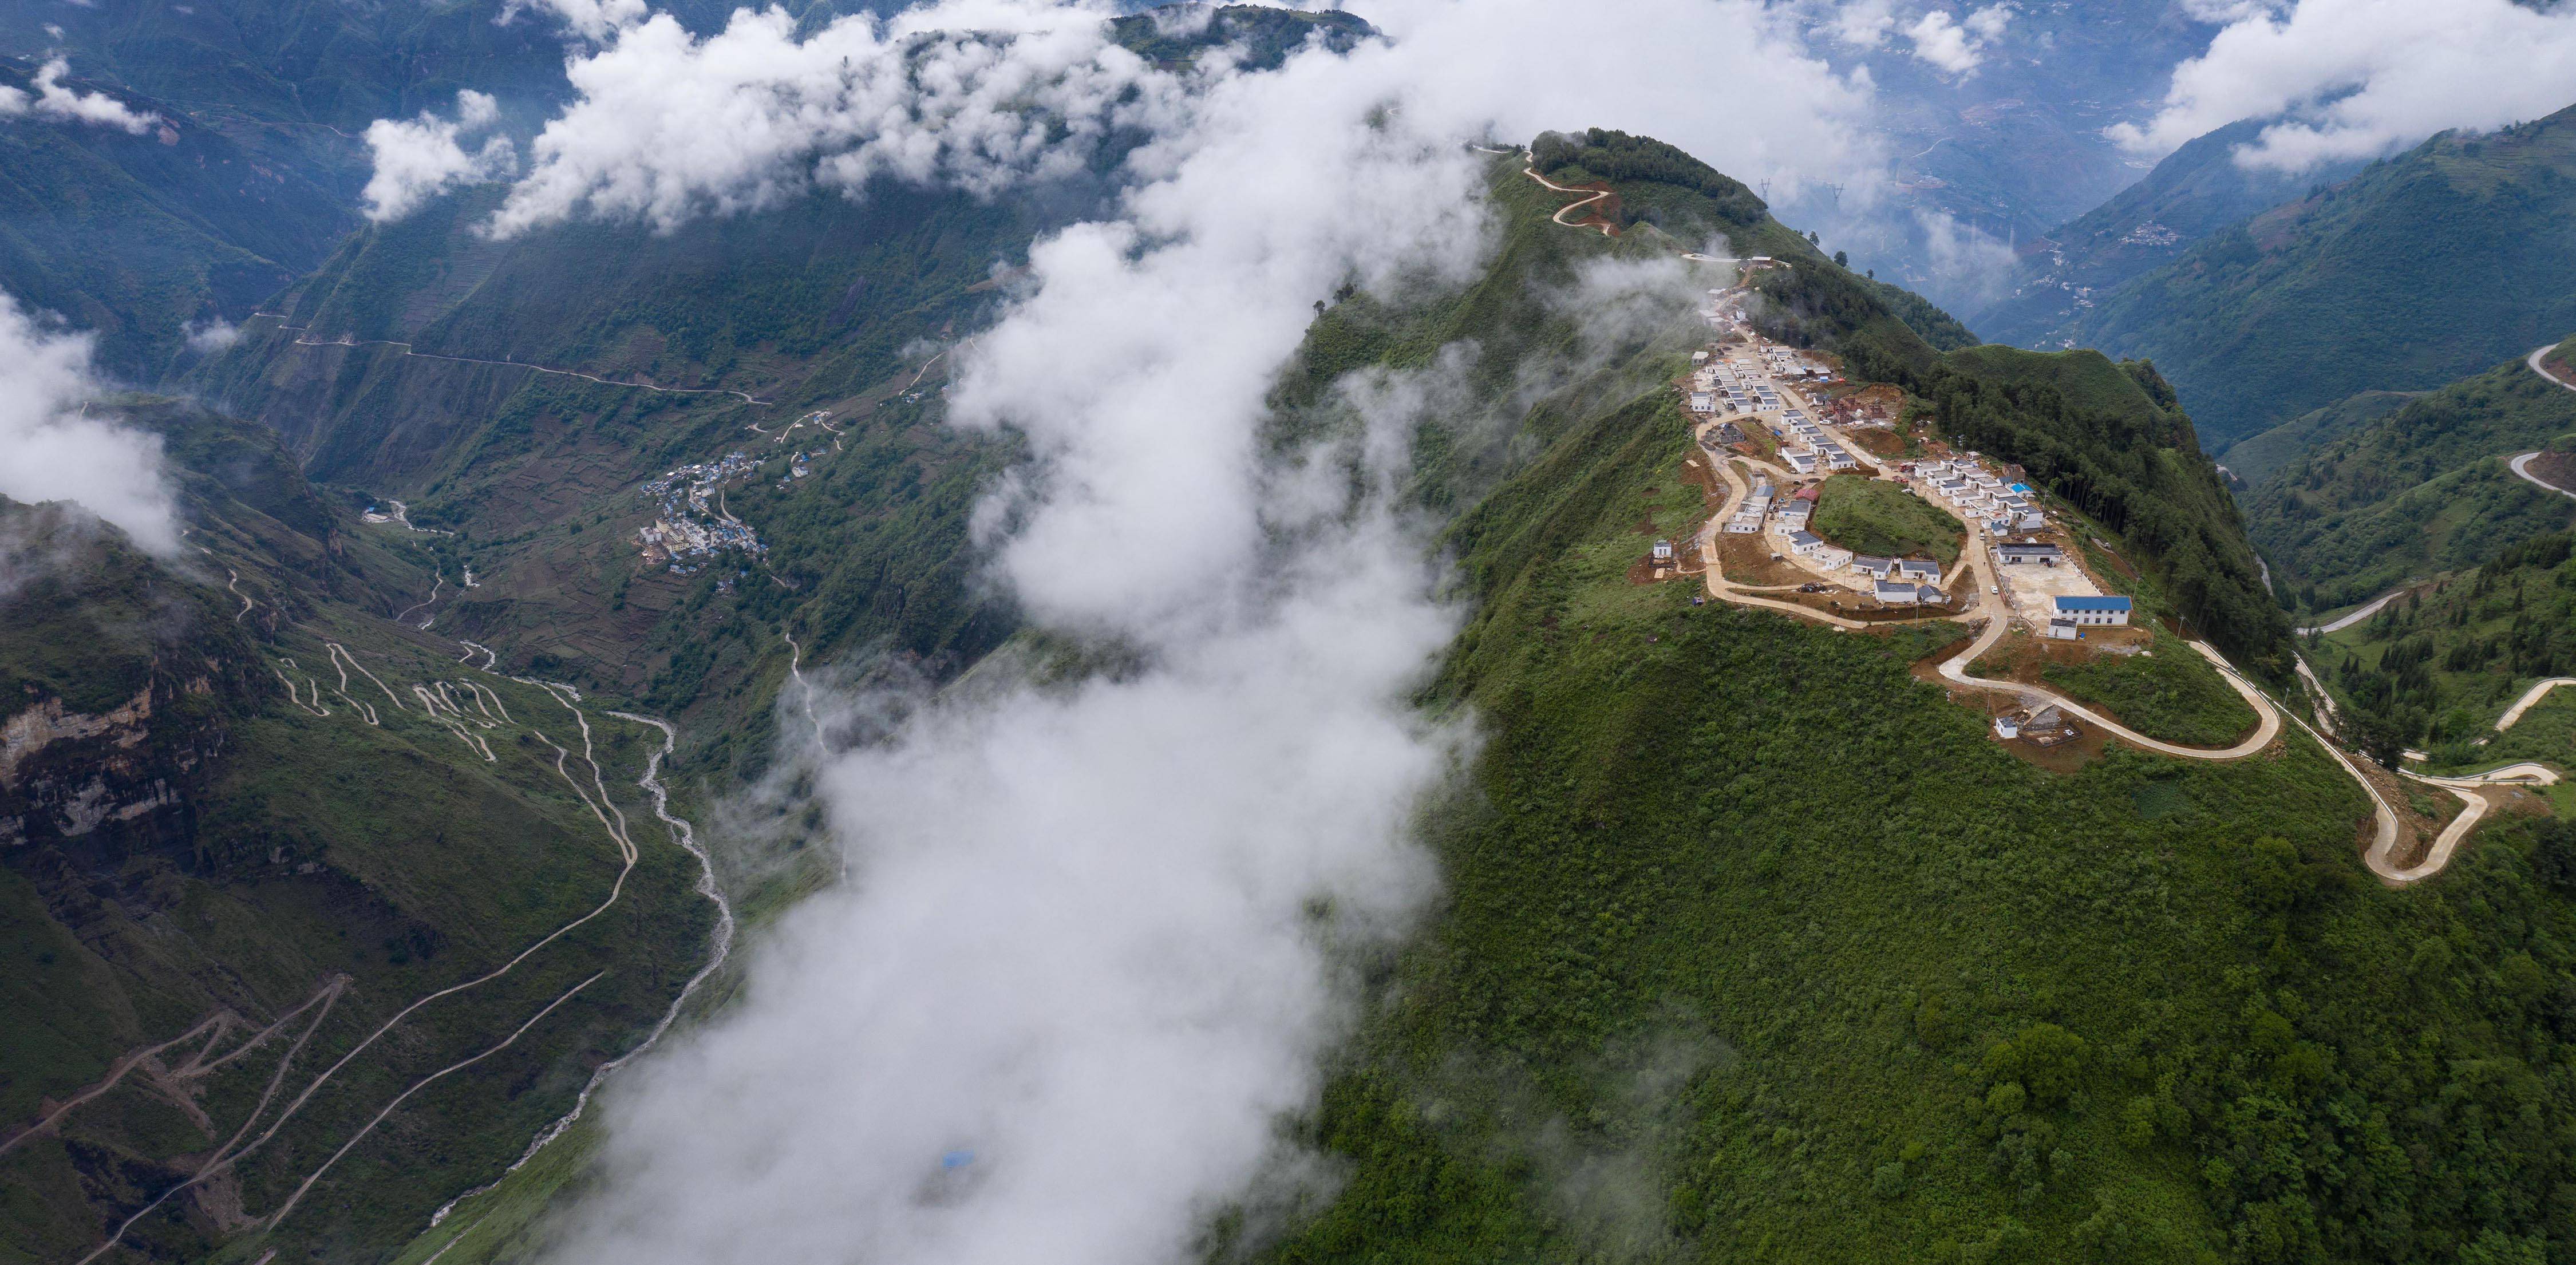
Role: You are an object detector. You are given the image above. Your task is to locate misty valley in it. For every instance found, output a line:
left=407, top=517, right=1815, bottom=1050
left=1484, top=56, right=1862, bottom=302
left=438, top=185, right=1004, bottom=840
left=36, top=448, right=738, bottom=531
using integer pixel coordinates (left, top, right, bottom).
left=5, top=3, right=2576, bottom=1265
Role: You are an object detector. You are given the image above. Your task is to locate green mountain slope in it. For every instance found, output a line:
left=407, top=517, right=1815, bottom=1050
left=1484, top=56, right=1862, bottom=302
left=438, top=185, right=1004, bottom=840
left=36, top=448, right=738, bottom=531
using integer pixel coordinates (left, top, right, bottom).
left=0, top=59, right=355, bottom=378
left=2061, top=104, right=2576, bottom=451
left=2302, top=532, right=2576, bottom=771
left=2215, top=389, right=2419, bottom=489
left=2246, top=355, right=2576, bottom=610
left=1218, top=156, right=2576, bottom=1262
left=1976, top=118, right=2364, bottom=350
left=0, top=402, right=723, bottom=1263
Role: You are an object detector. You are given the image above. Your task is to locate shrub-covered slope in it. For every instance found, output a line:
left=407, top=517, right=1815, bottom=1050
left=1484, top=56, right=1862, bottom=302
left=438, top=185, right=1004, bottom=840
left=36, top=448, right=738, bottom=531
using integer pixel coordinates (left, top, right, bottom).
left=1255, top=302, right=2576, bottom=1265
left=0, top=405, right=721, bottom=1264
left=2216, top=390, right=2420, bottom=489
left=2247, top=357, right=2576, bottom=610
left=2057, top=105, right=2576, bottom=451
left=2305, top=531, right=2576, bottom=770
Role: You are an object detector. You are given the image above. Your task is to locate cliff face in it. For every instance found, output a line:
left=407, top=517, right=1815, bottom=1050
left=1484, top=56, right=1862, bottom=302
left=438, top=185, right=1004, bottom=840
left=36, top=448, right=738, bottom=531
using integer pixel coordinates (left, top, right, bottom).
left=0, top=498, right=271, bottom=950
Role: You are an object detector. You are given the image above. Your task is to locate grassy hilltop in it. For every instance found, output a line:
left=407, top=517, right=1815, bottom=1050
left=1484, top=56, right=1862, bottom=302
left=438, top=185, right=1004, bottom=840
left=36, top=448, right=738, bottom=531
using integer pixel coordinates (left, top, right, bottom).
left=1227, top=151, right=2576, bottom=1259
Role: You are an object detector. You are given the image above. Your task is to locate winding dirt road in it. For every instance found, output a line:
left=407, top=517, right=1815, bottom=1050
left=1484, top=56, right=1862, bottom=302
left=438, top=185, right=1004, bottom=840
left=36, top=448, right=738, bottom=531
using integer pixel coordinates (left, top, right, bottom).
left=2498, top=678, right=2576, bottom=731
left=2298, top=586, right=2409, bottom=635
left=254, top=314, right=772, bottom=406
left=1522, top=164, right=1614, bottom=236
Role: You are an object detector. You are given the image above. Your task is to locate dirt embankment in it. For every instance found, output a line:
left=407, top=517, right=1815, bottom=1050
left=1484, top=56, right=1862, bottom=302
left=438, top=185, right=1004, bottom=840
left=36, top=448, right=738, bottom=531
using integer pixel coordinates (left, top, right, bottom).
left=2358, top=759, right=2467, bottom=871
left=2531, top=449, right=2576, bottom=492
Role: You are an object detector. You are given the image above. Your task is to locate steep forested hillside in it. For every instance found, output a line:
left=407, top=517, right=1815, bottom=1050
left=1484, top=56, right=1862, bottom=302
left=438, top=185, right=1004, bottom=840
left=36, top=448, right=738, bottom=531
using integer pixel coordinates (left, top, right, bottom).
left=2304, top=532, right=2576, bottom=773
left=0, top=58, right=354, bottom=377
left=2060, top=104, right=2576, bottom=450
left=1977, top=118, right=2364, bottom=350
left=2247, top=357, right=2576, bottom=610
left=1219, top=160, right=2576, bottom=1263
left=2215, top=390, right=2419, bottom=489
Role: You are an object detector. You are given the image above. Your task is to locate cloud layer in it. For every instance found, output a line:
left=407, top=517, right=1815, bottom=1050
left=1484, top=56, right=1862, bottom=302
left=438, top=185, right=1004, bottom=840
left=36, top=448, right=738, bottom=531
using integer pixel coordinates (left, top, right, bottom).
left=0, top=292, right=179, bottom=554
left=444, top=3, right=1898, bottom=1262
left=0, top=57, right=159, bottom=133
left=356, top=0, right=1887, bottom=235
left=485, top=5, right=1188, bottom=237
left=361, top=90, right=516, bottom=222
left=2115, top=0, right=2576, bottom=170
left=1906, top=4, right=2010, bottom=75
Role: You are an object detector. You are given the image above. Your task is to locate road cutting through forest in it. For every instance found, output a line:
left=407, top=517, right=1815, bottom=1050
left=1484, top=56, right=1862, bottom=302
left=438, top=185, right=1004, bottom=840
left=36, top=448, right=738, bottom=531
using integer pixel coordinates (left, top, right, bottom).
left=1522, top=163, right=1614, bottom=235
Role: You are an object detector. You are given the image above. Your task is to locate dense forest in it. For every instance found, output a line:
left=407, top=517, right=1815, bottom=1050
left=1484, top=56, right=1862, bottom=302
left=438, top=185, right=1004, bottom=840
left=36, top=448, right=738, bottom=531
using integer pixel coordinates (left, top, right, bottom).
left=1246, top=347, right=2576, bottom=1264
left=1924, top=350, right=2293, bottom=678
left=2310, top=531, right=2576, bottom=769
left=2246, top=358, right=2576, bottom=611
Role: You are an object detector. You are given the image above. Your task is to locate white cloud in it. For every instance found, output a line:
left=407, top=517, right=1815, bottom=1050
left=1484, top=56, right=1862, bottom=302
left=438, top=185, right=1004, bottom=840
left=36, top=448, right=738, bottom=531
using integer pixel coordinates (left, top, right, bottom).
left=1906, top=6, right=2009, bottom=74
left=182, top=315, right=239, bottom=354
left=517, top=5, right=1894, bottom=1263
left=1827, top=0, right=1896, bottom=46
left=479, top=5, right=1191, bottom=238
left=0, top=292, right=178, bottom=555
left=2112, top=0, right=2576, bottom=171
left=0, top=58, right=159, bottom=133
left=1913, top=208, right=2017, bottom=307
left=360, top=89, right=516, bottom=222
left=2178, top=0, right=2281, bottom=22
left=462, top=0, right=1885, bottom=241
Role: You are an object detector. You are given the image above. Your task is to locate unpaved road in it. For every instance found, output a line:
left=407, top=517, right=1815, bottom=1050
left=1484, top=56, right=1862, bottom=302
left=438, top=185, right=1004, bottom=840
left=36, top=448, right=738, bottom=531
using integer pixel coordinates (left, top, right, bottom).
left=255, top=314, right=772, bottom=406
left=2298, top=586, right=2408, bottom=635
left=1522, top=164, right=1614, bottom=236
left=2498, top=678, right=2576, bottom=732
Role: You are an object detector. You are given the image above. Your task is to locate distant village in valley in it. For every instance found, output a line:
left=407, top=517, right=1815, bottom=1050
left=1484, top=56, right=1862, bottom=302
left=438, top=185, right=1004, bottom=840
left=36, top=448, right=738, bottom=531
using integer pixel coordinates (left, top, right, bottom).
left=637, top=452, right=769, bottom=579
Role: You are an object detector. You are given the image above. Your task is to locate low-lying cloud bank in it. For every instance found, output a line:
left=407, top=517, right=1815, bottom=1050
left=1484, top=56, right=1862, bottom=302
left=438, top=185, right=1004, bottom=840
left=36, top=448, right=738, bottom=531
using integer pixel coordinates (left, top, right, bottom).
left=361, top=89, right=515, bottom=222
left=0, top=57, right=159, bottom=133
left=0, top=291, right=178, bottom=555
left=2116, top=0, right=2576, bottom=171
left=465, top=2, right=1873, bottom=1261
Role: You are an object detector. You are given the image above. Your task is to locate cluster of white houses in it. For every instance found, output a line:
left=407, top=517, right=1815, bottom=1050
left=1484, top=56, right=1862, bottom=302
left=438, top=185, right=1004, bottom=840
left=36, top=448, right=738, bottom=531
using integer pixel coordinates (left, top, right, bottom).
left=1772, top=409, right=1860, bottom=474
left=1910, top=457, right=2046, bottom=534
left=1685, top=344, right=1834, bottom=419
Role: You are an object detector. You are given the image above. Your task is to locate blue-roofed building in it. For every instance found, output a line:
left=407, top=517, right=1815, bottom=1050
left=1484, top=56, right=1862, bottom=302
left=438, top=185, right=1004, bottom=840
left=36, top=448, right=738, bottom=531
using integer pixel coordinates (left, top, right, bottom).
left=2051, top=595, right=2132, bottom=627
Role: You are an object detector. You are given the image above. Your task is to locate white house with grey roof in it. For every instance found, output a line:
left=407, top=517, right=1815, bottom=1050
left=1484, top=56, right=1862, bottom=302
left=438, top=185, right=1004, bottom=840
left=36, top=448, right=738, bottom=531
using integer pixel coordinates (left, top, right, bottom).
left=2051, top=595, right=2132, bottom=626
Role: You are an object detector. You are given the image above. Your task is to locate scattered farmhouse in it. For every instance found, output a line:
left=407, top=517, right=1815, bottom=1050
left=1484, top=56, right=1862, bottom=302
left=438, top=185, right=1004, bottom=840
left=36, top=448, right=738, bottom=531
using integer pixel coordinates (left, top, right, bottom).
left=2051, top=595, right=2131, bottom=627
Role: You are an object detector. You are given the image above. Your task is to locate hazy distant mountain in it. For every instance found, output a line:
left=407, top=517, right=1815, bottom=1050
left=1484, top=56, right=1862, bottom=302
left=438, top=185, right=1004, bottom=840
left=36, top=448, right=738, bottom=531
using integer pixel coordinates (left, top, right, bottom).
left=2057, top=102, right=2576, bottom=450
left=1974, top=116, right=2366, bottom=349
